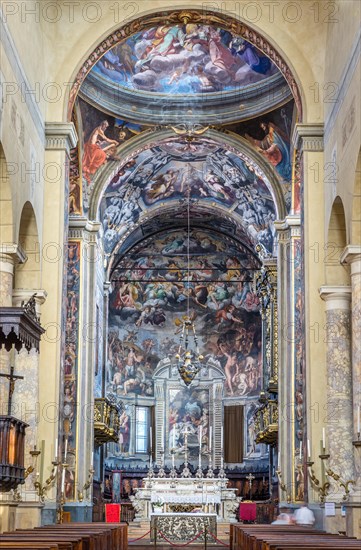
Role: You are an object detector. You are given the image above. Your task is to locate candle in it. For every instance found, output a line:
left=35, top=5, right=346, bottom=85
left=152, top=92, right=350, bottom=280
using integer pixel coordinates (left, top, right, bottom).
left=299, top=444, right=302, bottom=460
left=172, top=452, right=175, bottom=469
left=64, top=438, right=68, bottom=461
left=357, top=405, right=360, bottom=434
left=91, top=451, right=94, bottom=467
left=61, top=468, right=66, bottom=493
left=278, top=451, right=280, bottom=467
left=55, top=438, right=58, bottom=460
left=161, top=426, right=164, bottom=450
left=149, top=427, right=152, bottom=451
left=307, top=439, right=311, bottom=459
left=221, top=426, right=223, bottom=451
left=199, top=426, right=202, bottom=448
left=322, top=427, right=326, bottom=450
left=209, top=427, right=212, bottom=452
left=172, top=427, right=175, bottom=449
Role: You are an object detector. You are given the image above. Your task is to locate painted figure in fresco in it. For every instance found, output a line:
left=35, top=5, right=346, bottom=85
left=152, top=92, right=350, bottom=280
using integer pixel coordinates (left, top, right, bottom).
left=145, top=169, right=178, bottom=201
left=245, top=122, right=291, bottom=181
left=136, top=26, right=186, bottom=67
left=82, top=121, right=119, bottom=184
left=69, top=178, right=81, bottom=214
left=230, top=38, right=271, bottom=74
left=118, top=410, right=130, bottom=454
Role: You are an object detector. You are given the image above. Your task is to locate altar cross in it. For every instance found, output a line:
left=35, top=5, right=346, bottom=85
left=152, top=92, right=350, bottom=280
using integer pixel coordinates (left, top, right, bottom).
left=246, top=472, right=255, bottom=500
left=0, top=351, right=24, bottom=415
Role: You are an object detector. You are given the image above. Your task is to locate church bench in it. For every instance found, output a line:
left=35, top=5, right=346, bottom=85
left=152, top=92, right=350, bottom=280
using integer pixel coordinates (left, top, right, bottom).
left=15, top=526, right=95, bottom=550
left=230, top=525, right=359, bottom=550
left=1, top=532, right=80, bottom=550
left=40, top=521, right=128, bottom=550
left=0, top=544, right=60, bottom=550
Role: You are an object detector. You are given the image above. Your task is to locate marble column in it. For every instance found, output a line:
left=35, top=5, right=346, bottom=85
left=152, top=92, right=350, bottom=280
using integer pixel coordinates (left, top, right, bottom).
left=0, top=245, right=27, bottom=411
left=11, top=290, right=47, bottom=501
left=340, top=246, right=361, bottom=537
left=319, top=286, right=353, bottom=500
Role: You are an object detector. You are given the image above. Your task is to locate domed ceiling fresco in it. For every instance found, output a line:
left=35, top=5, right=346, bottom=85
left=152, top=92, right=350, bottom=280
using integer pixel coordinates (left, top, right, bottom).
left=80, top=22, right=293, bottom=124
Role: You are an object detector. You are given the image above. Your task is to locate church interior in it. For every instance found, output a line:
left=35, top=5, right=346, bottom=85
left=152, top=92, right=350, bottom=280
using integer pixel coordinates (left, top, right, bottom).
left=0, top=0, right=360, bottom=546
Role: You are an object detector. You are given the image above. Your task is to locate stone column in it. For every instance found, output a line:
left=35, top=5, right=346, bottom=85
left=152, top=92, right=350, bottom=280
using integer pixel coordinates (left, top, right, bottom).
left=0, top=244, right=27, bottom=306
left=319, top=286, right=353, bottom=501
left=39, top=122, right=77, bottom=525
left=11, top=290, right=47, bottom=506
left=292, top=124, right=325, bottom=513
left=0, top=245, right=27, bottom=411
left=341, top=246, right=361, bottom=538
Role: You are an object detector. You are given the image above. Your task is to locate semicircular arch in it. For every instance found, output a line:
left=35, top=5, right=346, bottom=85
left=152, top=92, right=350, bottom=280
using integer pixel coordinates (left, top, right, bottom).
left=66, top=7, right=303, bottom=122
left=89, top=127, right=287, bottom=222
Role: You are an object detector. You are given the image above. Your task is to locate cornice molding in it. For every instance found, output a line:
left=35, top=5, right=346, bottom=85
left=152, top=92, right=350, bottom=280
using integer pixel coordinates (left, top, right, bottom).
left=45, top=122, right=78, bottom=155
left=319, top=285, right=352, bottom=311
left=292, top=123, right=324, bottom=152
left=0, top=243, right=27, bottom=264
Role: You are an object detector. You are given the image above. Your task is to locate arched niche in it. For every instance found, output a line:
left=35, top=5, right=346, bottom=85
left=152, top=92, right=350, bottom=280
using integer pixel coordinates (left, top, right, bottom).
left=14, top=202, right=40, bottom=290
left=0, top=143, right=14, bottom=244
left=325, top=196, right=349, bottom=286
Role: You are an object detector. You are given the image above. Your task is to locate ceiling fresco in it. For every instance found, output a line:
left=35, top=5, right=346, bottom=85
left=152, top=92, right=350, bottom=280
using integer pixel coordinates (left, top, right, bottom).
left=80, top=23, right=292, bottom=124
left=98, top=137, right=278, bottom=259
left=92, top=25, right=277, bottom=94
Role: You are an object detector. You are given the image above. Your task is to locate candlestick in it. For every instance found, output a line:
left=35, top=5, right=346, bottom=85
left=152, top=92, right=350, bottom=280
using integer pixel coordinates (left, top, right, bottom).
left=61, top=468, right=66, bottom=493
left=322, top=427, right=326, bottom=450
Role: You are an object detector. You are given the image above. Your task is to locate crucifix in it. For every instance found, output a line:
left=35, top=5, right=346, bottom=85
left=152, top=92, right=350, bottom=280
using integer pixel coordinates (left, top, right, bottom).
left=0, top=346, right=24, bottom=415
left=246, top=472, right=255, bottom=500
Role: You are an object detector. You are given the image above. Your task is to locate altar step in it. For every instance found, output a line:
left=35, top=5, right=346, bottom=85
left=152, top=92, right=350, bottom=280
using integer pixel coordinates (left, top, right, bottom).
left=128, top=521, right=231, bottom=546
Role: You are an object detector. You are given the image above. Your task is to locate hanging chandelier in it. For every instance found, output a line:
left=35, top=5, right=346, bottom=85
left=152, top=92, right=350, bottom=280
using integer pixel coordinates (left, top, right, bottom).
left=176, top=316, right=204, bottom=386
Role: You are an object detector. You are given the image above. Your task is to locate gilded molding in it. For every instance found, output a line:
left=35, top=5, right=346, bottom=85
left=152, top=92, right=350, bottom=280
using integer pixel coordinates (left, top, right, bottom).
left=292, top=123, right=324, bottom=152
left=45, top=122, right=78, bottom=155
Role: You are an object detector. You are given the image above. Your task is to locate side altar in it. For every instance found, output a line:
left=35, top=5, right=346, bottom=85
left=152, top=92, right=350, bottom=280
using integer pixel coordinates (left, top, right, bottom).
left=130, top=476, right=241, bottom=522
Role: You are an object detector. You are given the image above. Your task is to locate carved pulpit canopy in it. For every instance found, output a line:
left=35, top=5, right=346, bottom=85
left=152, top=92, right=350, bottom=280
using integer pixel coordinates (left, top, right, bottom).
left=0, top=295, right=45, bottom=352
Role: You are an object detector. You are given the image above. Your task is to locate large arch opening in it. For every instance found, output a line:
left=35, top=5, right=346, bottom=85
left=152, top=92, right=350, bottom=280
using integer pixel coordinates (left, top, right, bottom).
left=63, top=7, right=304, bottom=515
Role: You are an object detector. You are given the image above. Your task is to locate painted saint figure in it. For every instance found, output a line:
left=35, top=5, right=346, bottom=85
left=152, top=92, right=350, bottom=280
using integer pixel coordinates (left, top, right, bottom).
left=245, top=122, right=291, bottom=181
left=83, top=120, right=119, bottom=184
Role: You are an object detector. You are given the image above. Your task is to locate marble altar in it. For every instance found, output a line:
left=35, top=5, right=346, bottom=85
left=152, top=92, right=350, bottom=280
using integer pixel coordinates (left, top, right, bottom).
left=150, top=512, right=217, bottom=542
left=130, top=476, right=241, bottom=522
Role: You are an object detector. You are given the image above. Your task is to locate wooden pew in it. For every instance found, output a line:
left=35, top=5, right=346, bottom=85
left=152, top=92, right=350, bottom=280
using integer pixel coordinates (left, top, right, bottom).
left=230, top=524, right=360, bottom=550
left=0, top=545, right=59, bottom=550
